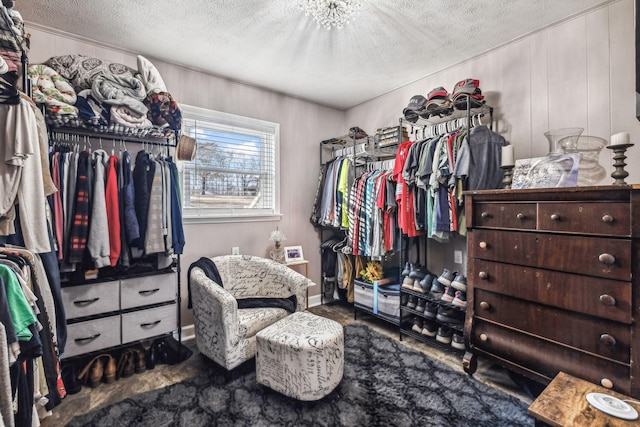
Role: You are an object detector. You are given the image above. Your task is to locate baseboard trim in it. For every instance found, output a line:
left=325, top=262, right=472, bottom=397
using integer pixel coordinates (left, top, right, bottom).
left=308, top=294, right=322, bottom=308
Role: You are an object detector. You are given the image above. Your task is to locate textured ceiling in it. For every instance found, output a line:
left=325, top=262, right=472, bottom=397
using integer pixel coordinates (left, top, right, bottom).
left=18, top=0, right=614, bottom=110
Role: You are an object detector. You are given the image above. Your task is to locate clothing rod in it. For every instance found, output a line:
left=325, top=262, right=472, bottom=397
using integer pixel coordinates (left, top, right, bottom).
left=48, top=127, right=177, bottom=146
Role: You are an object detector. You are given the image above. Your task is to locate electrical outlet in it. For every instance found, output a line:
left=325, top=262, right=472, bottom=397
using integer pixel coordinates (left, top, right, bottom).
left=454, top=250, right=463, bottom=264
left=232, top=247, right=240, bottom=255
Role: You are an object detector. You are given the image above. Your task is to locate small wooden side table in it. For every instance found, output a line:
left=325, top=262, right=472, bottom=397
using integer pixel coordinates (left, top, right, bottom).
left=528, top=372, right=639, bottom=426
left=285, top=260, right=313, bottom=308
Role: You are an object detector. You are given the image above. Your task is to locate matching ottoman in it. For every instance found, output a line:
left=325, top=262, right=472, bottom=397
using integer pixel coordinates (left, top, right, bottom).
left=256, top=311, right=344, bottom=401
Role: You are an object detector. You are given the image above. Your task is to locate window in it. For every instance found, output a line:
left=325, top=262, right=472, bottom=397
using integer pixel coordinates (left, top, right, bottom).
left=179, top=104, right=280, bottom=222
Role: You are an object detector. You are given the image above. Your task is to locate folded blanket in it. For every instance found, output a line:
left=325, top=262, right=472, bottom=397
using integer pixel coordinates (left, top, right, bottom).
left=28, top=64, right=78, bottom=116
left=91, top=73, right=148, bottom=115
left=136, top=55, right=167, bottom=93
left=75, top=89, right=109, bottom=125
left=46, top=54, right=138, bottom=91
left=110, top=105, right=152, bottom=128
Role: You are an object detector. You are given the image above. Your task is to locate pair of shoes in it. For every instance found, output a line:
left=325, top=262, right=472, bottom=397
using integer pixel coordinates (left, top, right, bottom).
left=401, top=262, right=412, bottom=277
left=117, top=350, right=136, bottom=379
left=440, top=286, right=456, bottom=303
left=421, top=320, right=438, bottom=337
left=451, top=331, right=466, bottom=350
left=77, top=354, right=116, bottom=387
left=415, top=298, right=426, bottom=312
left=408, top=265, right=428, bottom=280
left=452, top=290, right=467, bottom=309
left=400, top=293, right=409, bottom=306
left=436, top=326, right=453, bottom=344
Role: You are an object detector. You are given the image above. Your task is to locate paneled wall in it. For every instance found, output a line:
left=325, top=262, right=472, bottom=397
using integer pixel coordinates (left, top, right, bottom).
left=346, top=0, right=640, bottom=185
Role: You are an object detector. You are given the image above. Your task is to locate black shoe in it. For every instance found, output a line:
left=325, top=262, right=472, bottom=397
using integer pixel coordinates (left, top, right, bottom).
left=415, top=298, right=426, bottom=312
left=451, top=273, right=468, bottom=292
left=61, top=363, right=82, bottom=395
left=409, top=265, right=428, bottom=280
left=436, top=326, right=454, bottom=344
left=412, top=317, right=424, bottom=334
left=406, top=296, right=418, bottom=310
left=400, top=293, right=409, bottom=306
left=440, top=286, right=456, bottom=303
left=424, top=302, right=439, bottom=319
left=452, top=290, right=467, bottom=309
left=421, top=320, right=438, bottom=337
left=437, top=268, right=455, bottom=286
left=429, top=277, right=446, bottom=297
left=451, top=332, right=466, bottom=350
left=413, top=273, right=434, bottom=293
left=401, top=262, right=411, bottom=277
left=436, top=306, right=465, bottom=326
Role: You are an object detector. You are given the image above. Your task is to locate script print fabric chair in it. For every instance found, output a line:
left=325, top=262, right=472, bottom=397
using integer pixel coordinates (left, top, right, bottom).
left=190, top=255, right=311, bottom=370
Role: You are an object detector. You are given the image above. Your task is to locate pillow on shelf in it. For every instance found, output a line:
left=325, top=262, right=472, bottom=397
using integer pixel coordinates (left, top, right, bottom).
left=136, top=55, right=167, bottom=94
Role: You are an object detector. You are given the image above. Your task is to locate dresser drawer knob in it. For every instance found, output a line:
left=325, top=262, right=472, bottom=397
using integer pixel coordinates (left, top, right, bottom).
left=599, top=294, right=616, bottom=306
left=599, top=334, right=617, bottom=346
left=478, top=271, right=488, bottom=279
left=602, top=214, right=614, bottom=223
left=600, top=378, right=614, bottom=389
left=481, top=212, right=490, bottom=218
left=479, top=301, right=490, bottom=310
left=550, top=213, right=560, bottom=221
left=598, top=253, right=615, bottom=265
left=479, top=333, right=488, bottom=342
left=516, top=213, right=526, bottom=220
left=479, top=241, right=487, bottom=249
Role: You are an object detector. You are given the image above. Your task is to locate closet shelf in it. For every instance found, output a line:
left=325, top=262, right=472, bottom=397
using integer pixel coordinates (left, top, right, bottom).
left=49, top=126, right=177, bottom=146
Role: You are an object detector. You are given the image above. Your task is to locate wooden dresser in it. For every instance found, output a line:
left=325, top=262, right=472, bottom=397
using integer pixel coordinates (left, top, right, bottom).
left=462, top=185, right=640, bottom=398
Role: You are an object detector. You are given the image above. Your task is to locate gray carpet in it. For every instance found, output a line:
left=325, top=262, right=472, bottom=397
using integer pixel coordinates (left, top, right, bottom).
left=66, top=323, right=534, bottom=426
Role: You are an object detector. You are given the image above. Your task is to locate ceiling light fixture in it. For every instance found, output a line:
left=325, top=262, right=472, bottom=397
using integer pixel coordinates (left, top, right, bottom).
left=300, top=0, right=364, bottom=30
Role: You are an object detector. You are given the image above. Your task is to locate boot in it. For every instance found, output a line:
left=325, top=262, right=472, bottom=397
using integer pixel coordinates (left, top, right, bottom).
left=61, top=363, right=82, bottom=395
left=103, top=354, right=116, bottom=383
left=117, top=350, right=136, bottom=379
left=77, top=355, right=105, bottom=388
left=131, top=344, right=147, bottom=373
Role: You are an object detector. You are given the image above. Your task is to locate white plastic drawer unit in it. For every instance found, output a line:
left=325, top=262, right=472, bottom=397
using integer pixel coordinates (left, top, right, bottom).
left=61, top=280, right=120, bottom=319
left=121, top=304, right=177, bottom=344
left=64, top=315, right=121, bottom=358
left=120, top=272, right=177, bottom=310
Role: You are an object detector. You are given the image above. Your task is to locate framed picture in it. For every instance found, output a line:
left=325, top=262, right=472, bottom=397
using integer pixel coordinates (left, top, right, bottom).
left=284, top=246, right=304, bottom=263
left=512, top=153, right=580, bottom=189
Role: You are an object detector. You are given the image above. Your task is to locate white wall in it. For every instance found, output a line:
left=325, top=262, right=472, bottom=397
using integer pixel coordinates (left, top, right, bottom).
left=27, top=25, right=345, bottom=325
left=25, top=0, right=640, bottom=326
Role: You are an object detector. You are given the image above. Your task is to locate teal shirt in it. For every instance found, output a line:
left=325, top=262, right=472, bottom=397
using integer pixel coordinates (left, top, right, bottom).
left=0, top=264, right=36, bottom=340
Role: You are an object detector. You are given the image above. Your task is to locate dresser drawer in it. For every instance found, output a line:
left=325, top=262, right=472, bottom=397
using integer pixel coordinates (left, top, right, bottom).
left=61, top=280, right=120, bottom=319
left=469, top=320, right=631, bottom=395
left=474, top=289, right=630, bottom=363
left=472, top=202, right=537, bottom=230
left=468, top=260, right=632, bottom=323
left=121, top=304, right=177, bottom=344
left=120, top=272, right=176, bottom=310
left=64, top=315, right=120, bottom=358
left=469, top=229, right=632, bottom=281
left=537, top=202, right=630, bottom=236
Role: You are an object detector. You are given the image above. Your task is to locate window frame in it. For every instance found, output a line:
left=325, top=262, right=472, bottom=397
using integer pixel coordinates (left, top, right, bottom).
left=178, top=104, right=281, bottom=224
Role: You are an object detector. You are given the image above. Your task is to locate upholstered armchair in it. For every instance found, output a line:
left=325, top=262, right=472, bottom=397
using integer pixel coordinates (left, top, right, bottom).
left=189, top=255, right=312, bottom=370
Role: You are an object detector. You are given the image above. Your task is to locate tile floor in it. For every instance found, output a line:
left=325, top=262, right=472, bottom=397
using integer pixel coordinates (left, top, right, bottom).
left=40, top=303, right=535, bottom=426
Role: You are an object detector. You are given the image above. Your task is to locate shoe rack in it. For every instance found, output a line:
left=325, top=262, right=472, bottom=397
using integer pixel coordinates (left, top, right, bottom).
left=399, top=265, right=467, bottom=354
